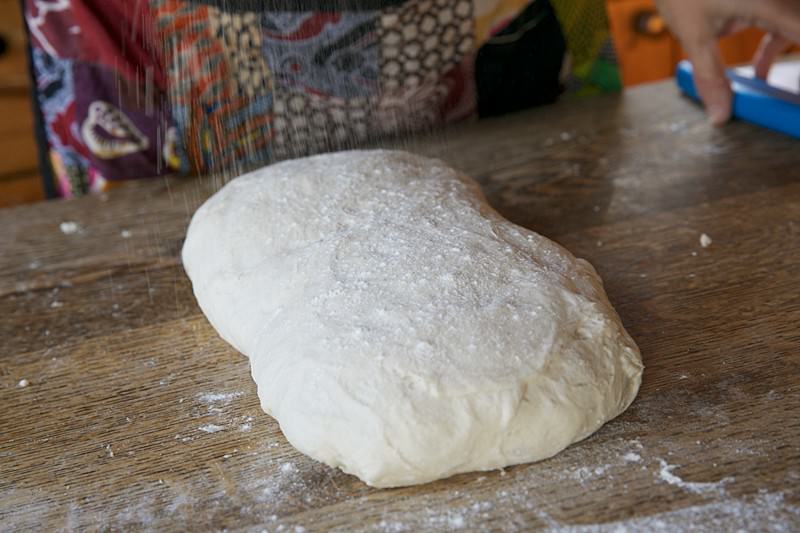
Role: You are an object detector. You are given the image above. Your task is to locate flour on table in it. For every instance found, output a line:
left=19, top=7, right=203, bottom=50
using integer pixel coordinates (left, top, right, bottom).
left=657, top=459, right=733, bottom=495
left=196, top=391, right=243, bottom=403
left=59, top=221, right=81, bottom=235
left=622, top=452, right=642, bottom=463
left=539, top=490, right=800, bottom=532
left=182, top=150, right=643, bottom=487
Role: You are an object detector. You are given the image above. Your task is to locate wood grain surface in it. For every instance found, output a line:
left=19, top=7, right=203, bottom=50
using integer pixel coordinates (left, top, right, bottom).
left=2, top=82, right=799, bottom=531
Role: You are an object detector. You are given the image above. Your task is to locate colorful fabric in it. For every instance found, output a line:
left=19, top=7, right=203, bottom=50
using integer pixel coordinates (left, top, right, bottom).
left=23, top=0, right=619, bottom=198
left=25, top=0, right=175, bottom=196
left=550, top=0, right=621, bottom=93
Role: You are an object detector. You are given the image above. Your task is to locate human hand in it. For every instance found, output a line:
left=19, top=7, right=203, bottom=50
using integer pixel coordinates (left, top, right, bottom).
left=655, top=0, right=800, bottom=125
left=753, top=33, right=793, bottom=80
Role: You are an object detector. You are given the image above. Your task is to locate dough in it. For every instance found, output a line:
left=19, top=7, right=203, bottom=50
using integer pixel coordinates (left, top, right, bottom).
left=182, top=150, right=643, bottom=487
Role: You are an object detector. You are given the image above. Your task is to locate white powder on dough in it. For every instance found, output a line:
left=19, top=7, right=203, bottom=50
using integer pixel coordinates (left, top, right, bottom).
left=182, top=150, right=643, bottom=488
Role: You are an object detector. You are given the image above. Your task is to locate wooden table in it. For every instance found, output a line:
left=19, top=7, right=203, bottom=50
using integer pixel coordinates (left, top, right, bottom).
left=2, top=82, right=799, bottom=531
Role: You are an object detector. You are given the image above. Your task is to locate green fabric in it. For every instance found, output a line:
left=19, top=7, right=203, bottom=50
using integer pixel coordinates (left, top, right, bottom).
left=550, top=0, right=622, bottom=94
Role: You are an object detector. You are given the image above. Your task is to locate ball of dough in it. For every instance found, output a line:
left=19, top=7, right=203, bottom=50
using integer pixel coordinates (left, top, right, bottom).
left=182, top=150, right=643, bottom=487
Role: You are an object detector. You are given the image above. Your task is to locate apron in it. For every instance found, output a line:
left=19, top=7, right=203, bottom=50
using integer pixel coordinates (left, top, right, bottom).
left=22, top=0, right=618, bottom=197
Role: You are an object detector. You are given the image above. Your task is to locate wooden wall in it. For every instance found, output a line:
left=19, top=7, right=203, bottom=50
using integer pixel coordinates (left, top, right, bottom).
left=0, top=0, right=43, bottom=207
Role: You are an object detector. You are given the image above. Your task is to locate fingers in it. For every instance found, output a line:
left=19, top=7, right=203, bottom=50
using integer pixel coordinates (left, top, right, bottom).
left=656, top=0, right=800, bottom=125
left=753, top=33, right=791, bottom=79
left=684, top=36, right=732, bottom=125
left=654, top=0, right=733, bottom=124
left=745, top=0, right=800, bottom=43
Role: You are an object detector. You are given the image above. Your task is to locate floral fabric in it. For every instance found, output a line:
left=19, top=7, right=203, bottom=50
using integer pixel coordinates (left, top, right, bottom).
left=22, top=0, right=618, bottom=197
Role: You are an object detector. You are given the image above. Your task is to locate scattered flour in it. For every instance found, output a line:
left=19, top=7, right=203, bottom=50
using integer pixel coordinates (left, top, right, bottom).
left=541, top=490, right=799, bottom=532
left=700, top=233, right=712, bottom=248
left=21, top=386, right=788, bottom=532
left=199, top=424, right=225, bottom=434
left=371, top=499, right=499, bottom=532
left=766, top=390, right=782, bottom=401
left=622, top=452, right=642, bottom=463
left=657, top=459, right=733, bottom=494
left=571, top=465, right=610, bottom=482
left=244, top=453, right=320, bottom=507
left=196, top=391, right=243, bottom=403
left=17, top=379, right=29, bottom=388
left=165, top=491, right=193, bottom=514
left=239, top=415, right=254, bottom=431
left=59, top=221, right=81, bottom=235
left=35, top=443, right=796, bottom=533
left=121, top=229, right=132, bottom=238
left=447, top=514, right=465, bottom=529
left=197, top=391, right=244, bottom=415
left=377, top=520, right=407, bottom=532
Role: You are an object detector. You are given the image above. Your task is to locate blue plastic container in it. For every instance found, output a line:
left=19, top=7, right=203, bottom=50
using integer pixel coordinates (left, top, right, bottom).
left=676, top=59, right=800, bottom=139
